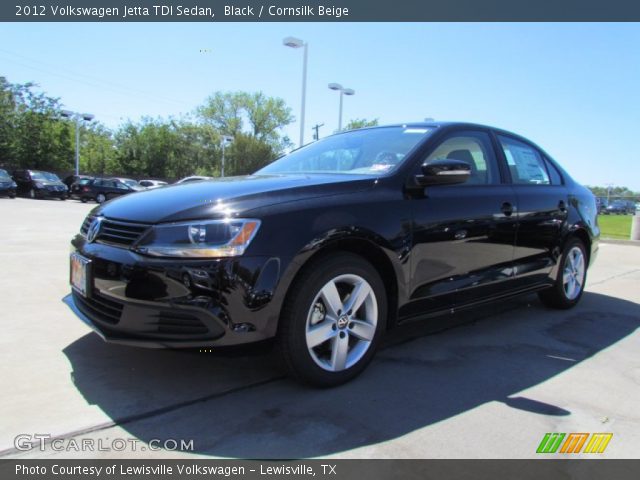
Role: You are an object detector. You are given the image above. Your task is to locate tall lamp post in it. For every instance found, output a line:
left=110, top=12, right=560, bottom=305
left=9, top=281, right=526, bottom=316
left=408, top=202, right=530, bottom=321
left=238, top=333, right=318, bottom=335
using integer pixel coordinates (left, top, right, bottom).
left=220, top=135, right=234, bottom=177
left=61, top=110, right=94, bottom=176
left=328, top=83, right=355, bottom=132
left=283, top=36, right=308, bottom=148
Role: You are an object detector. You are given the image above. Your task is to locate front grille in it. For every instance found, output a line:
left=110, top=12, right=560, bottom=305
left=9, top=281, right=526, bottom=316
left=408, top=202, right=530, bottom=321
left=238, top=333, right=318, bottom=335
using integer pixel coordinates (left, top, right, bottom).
left=97, top=219, right=149, bottom=246
left=73, top=290, right=123, bottom=325
left=80, top=216, right=149, bottom=247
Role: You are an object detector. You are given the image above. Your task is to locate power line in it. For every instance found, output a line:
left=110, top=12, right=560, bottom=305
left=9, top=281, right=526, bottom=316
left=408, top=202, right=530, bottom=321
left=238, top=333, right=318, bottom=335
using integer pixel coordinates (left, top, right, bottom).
left=0, top=49, right=191, bottom=107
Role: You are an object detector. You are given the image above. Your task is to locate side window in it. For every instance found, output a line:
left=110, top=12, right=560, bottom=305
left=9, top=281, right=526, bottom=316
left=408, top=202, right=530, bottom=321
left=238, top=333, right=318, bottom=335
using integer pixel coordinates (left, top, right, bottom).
left=425, top=131, right=499, bottom=185
left=544, top=157, right=563, bottom=185
left=498, top=135, right=550, bottom=185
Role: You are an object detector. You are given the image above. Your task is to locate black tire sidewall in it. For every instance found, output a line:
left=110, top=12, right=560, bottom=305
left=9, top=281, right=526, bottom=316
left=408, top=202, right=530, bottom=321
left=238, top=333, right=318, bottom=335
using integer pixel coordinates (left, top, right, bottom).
left=280, top=253, right=387, bottom=387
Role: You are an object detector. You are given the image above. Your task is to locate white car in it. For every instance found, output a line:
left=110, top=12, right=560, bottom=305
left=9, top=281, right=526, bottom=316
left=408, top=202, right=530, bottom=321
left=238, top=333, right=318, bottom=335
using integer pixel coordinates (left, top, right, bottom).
left=139, top=179, right=168, bottom=189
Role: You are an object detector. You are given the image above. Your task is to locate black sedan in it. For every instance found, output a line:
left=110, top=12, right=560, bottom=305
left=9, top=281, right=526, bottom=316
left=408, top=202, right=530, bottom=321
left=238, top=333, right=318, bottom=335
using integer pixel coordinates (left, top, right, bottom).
left=72, top=177, right=143, bottom=204
left=0, top=169, right=17, bottom=198
left=12, top=169, right=68, bottom=199
left=69, top=122, right=599, bottom=386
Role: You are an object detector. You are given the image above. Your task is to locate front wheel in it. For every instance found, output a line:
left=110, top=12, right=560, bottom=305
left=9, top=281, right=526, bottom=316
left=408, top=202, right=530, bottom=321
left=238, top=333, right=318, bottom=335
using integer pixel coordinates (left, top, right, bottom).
left=538, top=238, right=587, bottom=309
left=279, top=253, right=387, bottom=387
left=96, top=193, right=106, bottom=204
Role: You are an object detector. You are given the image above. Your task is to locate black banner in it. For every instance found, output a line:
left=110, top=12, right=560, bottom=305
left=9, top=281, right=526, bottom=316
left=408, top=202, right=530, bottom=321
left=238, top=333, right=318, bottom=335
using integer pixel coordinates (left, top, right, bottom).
left=2, top=460, right=640, bottom=480
left=3, top=0, right=640, bottom=22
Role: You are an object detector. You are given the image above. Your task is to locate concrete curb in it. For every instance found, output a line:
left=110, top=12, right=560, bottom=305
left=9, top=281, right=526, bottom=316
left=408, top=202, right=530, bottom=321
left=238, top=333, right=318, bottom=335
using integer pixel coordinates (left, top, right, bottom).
left=600, top=238, right=640, bottom=246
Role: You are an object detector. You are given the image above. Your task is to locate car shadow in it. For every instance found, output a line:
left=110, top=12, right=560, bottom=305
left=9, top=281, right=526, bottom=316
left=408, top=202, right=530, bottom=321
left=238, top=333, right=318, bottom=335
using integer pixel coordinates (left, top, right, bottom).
left=62, top=291, right=639, bottom=458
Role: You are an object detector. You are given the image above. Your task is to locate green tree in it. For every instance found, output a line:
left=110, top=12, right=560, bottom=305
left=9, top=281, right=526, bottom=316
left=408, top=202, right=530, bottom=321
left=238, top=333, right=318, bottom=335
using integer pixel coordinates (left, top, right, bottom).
left=344, top=118, right=379, bottom=131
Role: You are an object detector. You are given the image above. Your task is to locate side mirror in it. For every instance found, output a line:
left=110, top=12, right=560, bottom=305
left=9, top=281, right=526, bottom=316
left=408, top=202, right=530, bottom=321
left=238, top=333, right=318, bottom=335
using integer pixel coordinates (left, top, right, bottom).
left=415, top=159, right=471, bottom=186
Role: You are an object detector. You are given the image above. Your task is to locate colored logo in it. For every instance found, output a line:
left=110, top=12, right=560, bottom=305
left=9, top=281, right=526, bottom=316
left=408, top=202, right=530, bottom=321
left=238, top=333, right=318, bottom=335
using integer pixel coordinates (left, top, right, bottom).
left=536, top=433, right=612, bottom=454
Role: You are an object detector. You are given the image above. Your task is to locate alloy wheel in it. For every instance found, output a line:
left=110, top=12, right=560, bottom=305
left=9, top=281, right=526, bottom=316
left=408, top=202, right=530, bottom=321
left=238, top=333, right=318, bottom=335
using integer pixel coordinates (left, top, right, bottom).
left=305, top=274, right=378, bottom=372
left=563, top=246, right=586, bottom=300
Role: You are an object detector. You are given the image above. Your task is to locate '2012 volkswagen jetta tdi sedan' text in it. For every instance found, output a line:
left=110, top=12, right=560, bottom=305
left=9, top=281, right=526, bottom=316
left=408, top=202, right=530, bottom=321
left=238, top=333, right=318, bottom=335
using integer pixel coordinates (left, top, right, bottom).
left=69, top=122, right=599, bottom=386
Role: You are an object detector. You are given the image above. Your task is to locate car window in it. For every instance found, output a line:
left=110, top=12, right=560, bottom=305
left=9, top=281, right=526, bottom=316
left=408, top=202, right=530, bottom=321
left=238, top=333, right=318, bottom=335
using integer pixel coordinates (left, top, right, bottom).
left=424, top=131, right=499, bottom=185
left=139, top=181, right=151, bottom=187
left=258, top=126, right=433, bottom=176
left=498, top=136, right=550, bottom=185
left=544, top=157, right=563, bottom=185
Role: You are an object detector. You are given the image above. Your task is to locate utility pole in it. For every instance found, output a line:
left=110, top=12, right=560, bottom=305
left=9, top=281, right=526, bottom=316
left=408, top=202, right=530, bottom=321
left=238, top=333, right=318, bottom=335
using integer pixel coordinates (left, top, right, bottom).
left=312, top=123, right=324, bottom=141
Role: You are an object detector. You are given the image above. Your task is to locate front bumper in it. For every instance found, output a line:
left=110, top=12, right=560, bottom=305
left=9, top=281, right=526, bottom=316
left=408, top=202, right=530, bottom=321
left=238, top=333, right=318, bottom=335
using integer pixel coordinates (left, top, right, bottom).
left=0, top=186, right=16, bottom=197
left=39, top=187, right=67, bottom=198
left=69, top=234, right=286, bottom=348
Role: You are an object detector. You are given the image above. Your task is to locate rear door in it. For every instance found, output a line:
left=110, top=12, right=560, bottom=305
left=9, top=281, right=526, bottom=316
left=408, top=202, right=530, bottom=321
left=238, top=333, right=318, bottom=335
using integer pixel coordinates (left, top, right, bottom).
left=495, top=134, right=569, bottom=288
left=402, top=129, right=518, bottom=319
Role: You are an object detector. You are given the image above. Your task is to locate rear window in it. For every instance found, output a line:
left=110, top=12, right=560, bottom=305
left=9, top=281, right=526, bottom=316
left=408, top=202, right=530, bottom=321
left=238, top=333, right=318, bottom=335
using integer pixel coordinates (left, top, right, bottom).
left=498, top=136, right=550, bottom=185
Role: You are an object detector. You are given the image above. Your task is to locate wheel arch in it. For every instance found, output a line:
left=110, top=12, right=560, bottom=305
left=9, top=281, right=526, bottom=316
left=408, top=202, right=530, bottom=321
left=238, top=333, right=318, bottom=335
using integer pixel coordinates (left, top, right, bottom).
left=279, top=235, right=401, bottom=333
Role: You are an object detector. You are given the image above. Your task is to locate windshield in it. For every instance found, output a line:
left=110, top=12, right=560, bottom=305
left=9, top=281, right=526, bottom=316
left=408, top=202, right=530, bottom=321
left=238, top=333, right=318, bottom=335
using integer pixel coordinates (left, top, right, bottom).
left=31, top=171, right=60, bottom=182
left=0, top=169, right=11, bottom=180
left=257, top=126, right=433, bottom=176
left=122, top=179, right=139, bottom=187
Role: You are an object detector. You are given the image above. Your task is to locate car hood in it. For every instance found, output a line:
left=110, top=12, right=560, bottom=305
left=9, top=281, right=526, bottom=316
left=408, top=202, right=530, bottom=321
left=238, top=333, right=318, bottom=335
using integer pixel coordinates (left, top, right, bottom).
left=38, top=180, right=65, bottom=187
left=94, top=174, right=376, bottom=224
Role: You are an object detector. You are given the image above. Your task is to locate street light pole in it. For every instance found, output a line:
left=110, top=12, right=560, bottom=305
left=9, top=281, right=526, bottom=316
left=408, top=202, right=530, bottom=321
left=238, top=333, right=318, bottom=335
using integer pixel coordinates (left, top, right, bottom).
left=220, top=135, right=234, bottom=177
left=283, top=36, right=308, bottom=148
left=61, top=110, right=94, bottom=176
left=328, top=83, right=355, bottom=132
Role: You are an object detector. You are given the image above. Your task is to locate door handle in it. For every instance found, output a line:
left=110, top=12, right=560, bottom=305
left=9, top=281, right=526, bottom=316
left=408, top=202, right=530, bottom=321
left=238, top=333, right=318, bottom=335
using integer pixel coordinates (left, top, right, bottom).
left=501, top=202, right=514, bottom=217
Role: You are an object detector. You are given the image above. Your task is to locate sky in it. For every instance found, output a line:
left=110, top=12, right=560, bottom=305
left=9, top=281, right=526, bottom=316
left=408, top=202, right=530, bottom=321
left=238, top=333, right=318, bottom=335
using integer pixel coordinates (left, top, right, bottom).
left=1, top=22, right=639, bottom=188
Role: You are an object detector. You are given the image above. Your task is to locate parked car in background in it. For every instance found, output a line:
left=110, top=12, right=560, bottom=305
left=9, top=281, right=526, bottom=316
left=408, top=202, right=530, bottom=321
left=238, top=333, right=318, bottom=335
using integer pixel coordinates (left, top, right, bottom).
left=63, top=174, right=93, bottom=191
left=175, top=176, right=213, bottom=184
left=139, top=179, right=168, bottom=189
left=69, top=122, right=599, bottom=386
left=0, top=169, right=17, bottom=198
left=72, top=177, right=141, bottom=204
left=12, top=169, right=68, bottom=199
left=112, top=178, right=144, bottom=191
left=604, top=199, right=634, bottom=215
left=69, top=176, right=95, bottom=198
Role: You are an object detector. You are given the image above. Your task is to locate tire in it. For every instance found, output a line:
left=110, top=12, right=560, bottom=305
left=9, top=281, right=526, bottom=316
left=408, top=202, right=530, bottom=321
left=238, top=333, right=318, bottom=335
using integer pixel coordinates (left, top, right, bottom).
left=96, top=193, right=106, bottom=204
left=80, top=197, right=88, bottom=203
left=278, top=253, right=387, bottom=387
left=538, top=238, right=587, bottom=309
left=9, top=194, right=15, bottom=199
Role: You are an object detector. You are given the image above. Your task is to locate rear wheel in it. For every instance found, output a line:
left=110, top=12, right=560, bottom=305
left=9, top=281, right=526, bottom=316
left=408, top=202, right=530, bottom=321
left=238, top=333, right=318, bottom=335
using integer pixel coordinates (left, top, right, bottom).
left=538, top=238, right=587, bottom=309
left=279, top=253, right=387, bottom=387
left=80, top=197, right=88, bottom=203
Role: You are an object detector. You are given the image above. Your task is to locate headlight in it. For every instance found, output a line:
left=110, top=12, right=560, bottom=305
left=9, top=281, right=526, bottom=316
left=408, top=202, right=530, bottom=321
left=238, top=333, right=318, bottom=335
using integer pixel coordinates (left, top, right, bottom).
left=134, top=219, right=261, bottom=258
left=11, top=182, right=17, bottom=188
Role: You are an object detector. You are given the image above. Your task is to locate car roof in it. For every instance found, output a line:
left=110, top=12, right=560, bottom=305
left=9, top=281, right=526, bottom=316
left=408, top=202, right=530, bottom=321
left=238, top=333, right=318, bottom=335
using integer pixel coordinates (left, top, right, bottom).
left=349, top=121, right=527, bottom=138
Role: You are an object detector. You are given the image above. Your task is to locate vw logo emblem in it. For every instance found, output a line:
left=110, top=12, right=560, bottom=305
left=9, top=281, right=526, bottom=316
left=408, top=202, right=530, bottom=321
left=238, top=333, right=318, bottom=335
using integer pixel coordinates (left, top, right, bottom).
left=86, top=217, right=103, bottom=243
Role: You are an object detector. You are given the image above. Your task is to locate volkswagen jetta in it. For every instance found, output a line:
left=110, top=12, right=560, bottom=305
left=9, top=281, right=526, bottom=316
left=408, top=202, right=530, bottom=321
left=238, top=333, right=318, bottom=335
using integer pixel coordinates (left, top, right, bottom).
left=69, top=122, right=599, bottom=386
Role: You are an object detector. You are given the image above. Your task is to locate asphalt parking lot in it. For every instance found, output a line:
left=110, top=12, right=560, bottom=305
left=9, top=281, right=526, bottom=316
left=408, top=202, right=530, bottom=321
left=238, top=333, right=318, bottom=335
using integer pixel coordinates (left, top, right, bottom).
left=0, top=197, right=638, bottom=459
